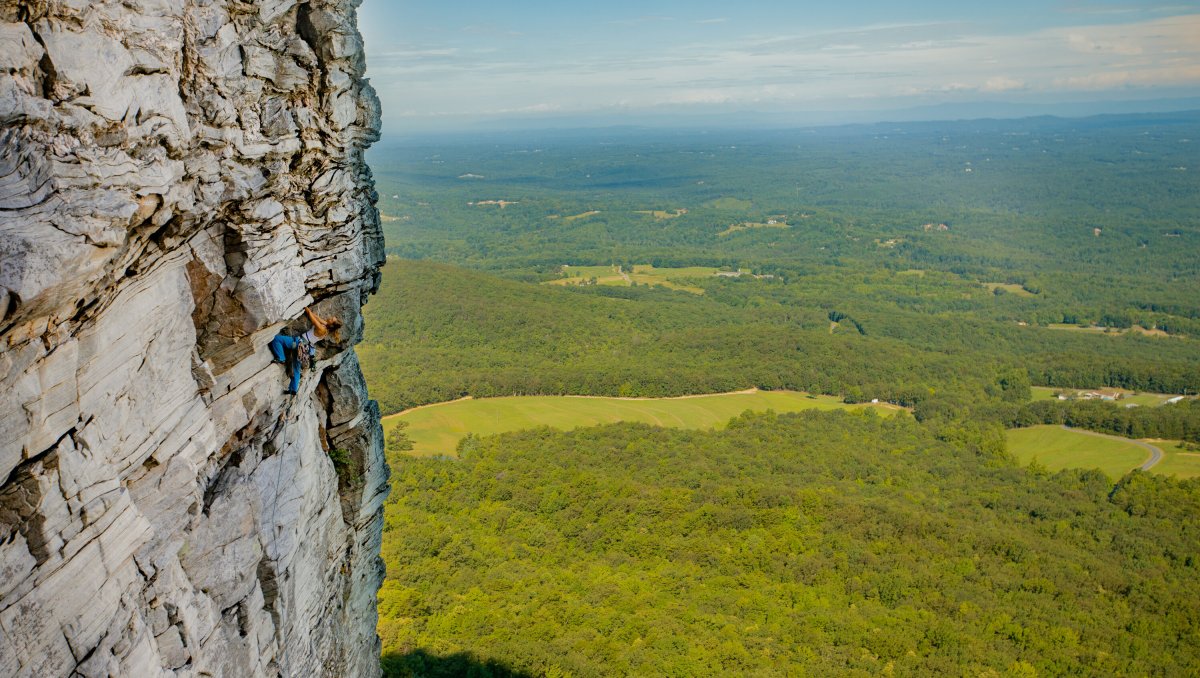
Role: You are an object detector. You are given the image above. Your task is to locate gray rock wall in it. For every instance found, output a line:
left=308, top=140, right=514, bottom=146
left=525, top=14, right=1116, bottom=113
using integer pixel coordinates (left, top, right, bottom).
left=0, top=1, right=388, bottom=676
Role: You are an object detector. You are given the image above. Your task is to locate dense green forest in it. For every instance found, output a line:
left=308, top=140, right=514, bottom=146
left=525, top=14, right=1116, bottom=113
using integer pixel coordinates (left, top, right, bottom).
left=1008, top=398, right=1200, bottom=443
left=379, top=411, right=1200, bottom=676
left=363, top=113, right=1200, bottom=676
left=361, top=261, right=1200, bottom=418
left=369, top=113, right=1200, bottom=337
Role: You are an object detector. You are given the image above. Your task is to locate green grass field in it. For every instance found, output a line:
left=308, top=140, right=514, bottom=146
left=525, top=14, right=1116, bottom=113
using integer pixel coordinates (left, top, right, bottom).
left=1146, top=441, right=1200, bottom=480
left=1028, top=386, right=1187, bottom=407
left=386, top=390, right=904, bottom=458
left=634, top=209, right=687, bottom=219
left=1007, top=425, right=1152, bottom=479
left=560, top=210, right=601, bottom=222
left=1121, top=392, right=1176, bottom=406
left=717, top=221, right=789, bottom=237
left=547, top=264, right=719, bottom=294
left=982, top=282, right=1035, bottom=297
left=1043, top=324, right=1169, bottom=337
left=1030, top=386, right=1059, bottom=401
left=1028, top=386, right=1120, bottom=402
left=554, top=264, right=618, bottom=280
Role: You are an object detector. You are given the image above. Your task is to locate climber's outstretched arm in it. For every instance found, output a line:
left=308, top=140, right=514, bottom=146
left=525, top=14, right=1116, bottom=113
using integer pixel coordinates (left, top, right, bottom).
left=304, top=306, right=328, bottom=335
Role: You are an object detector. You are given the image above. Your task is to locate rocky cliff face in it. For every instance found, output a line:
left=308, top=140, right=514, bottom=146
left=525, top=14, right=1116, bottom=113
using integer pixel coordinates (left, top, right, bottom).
left=0, top=1, right=387, bottom=676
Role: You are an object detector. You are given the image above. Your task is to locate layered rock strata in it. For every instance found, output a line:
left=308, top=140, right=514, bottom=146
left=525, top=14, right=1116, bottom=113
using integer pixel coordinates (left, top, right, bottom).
left=0, top=1, right=387, bottom=676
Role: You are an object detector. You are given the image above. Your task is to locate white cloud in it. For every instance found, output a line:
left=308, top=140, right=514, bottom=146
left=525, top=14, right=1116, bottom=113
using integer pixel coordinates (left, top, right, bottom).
left=983, top=76, right=1027, bottom=92
left=367, top=11, right=1200, bottom=126
left=1054, top=64, right=1200, bottom=89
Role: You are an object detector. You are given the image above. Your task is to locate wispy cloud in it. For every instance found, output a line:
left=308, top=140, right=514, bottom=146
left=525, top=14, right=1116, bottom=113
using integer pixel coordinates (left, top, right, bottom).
left=365, top=10, right=1200, bottom=125
left=983, top=76, right=1027, bottom=92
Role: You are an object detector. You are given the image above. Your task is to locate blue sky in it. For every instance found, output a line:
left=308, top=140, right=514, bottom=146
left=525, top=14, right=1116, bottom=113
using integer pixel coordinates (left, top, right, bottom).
left=358, top=1, right=1200, bottom=131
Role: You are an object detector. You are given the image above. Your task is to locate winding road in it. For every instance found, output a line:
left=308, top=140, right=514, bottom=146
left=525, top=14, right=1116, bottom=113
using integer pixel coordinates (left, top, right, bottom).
left=1061, top=425, right=1164, bottom=471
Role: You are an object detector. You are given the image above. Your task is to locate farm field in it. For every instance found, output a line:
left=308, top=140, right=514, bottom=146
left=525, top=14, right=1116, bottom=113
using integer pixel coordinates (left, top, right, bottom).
left=634, top=208, right=687, bottom=219
left=560, top=210, right=601, bottom=222
left=1045, top=323, right=1172, bottom=337
left=1030, top=386, right=1059, bottom=401
left=1007, top=425, right=1153, bottom=479
left=547, top=264, right=720, bottom=293
left=1121, top=391, right=1186, bottom=406
left=1028, top=386, right=1189, bottom=407
left=982, top=282, right=1035, bottom=297
left=385, top=390, right=903, bottom=457
left=1148, top=441, right=1200, bottom=480
left=718, top=221, right=789, bottom=237
left=550, top=264, right=617, bottom=281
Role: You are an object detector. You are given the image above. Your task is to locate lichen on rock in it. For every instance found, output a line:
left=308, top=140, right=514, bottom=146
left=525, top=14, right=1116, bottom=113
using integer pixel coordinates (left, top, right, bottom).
left=0, top=1, right=388, bottom=676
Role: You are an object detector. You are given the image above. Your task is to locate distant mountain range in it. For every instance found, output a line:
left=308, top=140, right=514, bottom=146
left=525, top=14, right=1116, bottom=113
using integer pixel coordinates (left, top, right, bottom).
left=380, top=95, right=1200, bottom=141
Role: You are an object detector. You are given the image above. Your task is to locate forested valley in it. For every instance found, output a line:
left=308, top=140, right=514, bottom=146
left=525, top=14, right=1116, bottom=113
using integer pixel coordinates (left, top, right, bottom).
left=380, top=412, right=1200, bottom=676
left=362, top=112, right=1200, bottom=676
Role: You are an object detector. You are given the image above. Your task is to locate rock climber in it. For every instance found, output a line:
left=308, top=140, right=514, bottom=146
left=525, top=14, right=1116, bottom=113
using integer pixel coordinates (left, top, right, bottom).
left=269, top=306, right=343, bottom=395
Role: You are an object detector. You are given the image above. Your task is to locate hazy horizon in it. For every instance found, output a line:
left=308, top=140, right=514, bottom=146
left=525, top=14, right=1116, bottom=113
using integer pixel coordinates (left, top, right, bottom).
left=360, top=1, right=1200, bottom=135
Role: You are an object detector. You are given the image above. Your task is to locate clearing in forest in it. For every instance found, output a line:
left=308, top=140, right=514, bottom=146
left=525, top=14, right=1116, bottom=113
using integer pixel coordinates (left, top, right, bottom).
left=718, top=221, right=789, bottom=237
left=982, top=282, right=1035, bottom=297
left=1044, top=323, right=1170, bottom=336
left=1029, top=386, right=1190, bottom=406
left=1147, top=441, right=1200, bottom=479
left=635, top=209, right=687, bottom=219
left=1007, top=425, right=1156, bottom=479
left=561, top=210, right=601, bottom=222
left=385, top=390, right=903, bottom=458
left=546, top=264, right=719, bottom=294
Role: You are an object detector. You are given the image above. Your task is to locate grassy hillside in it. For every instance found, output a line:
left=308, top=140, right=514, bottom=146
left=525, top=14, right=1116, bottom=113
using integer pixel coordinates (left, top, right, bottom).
left=1007, top=425, right=1151, bottom=479
left=380, top=410, right=1200, bottom=676
left=385, top=390, right=904, bottom=457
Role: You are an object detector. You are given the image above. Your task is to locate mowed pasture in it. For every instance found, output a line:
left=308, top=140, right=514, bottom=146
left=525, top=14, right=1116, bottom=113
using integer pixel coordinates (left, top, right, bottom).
left=1007, top=425, right=1153, bottom=479
left=1045, top=323, right=1171, bottom=337
left=634, top=209, right=687, bottom=219
left=1146, top=441, right=1200, bottom=480
left=982, top=282, right=1035, bottom=297
left=385, top=390, right=904, bottom=458
left=718, top=221, right=789, bottom=237
left=547, top=264, right=720, bottom=294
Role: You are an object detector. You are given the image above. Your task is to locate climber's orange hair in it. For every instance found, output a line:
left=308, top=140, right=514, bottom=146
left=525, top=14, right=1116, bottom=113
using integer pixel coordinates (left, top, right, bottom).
left=304, top=306, right=343, bottom=339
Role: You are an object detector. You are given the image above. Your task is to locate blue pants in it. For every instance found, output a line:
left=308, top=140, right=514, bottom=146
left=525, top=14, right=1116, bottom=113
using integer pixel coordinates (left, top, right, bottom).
left=269, top=334, right=301, bottom=393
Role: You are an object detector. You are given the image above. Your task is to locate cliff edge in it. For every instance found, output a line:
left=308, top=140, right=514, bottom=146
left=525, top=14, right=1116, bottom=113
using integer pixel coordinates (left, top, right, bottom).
left=0, top=1, right=388, bottom=676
